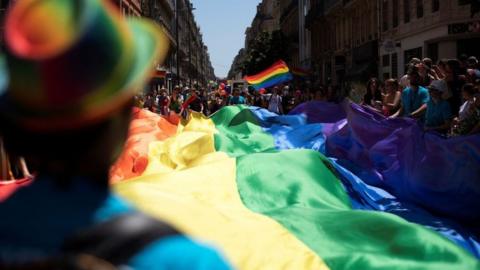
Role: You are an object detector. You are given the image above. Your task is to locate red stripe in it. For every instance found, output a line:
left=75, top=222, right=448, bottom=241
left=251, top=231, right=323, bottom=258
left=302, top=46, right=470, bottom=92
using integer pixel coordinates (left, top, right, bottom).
left=243, top=60, right=288, bottom=82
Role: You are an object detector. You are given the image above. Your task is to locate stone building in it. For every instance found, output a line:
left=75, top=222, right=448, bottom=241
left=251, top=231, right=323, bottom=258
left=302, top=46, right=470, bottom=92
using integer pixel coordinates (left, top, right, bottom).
left=307, top=0, right=380, bottom=85
left=113, top=0, right=142, bottom=17
left=143, top=0, right=215, bottom=89
left=245, top=0, right=281, bottom=50
left=279, top=0, right=300, bottom=68
left=231, top=0, right=281, bottom=79
left=380, top=0, right=480, bottom=79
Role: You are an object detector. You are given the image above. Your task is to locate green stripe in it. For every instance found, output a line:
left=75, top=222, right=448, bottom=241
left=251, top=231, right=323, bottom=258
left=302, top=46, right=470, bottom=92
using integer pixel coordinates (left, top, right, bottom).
left=235, top=149, right=480, bottom=270
left=210, top=105, right=275, bottom=157
left=209, top=106, right=479, bottom=269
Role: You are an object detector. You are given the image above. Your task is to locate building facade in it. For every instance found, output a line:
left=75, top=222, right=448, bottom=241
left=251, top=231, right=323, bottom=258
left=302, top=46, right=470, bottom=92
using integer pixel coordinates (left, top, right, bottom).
left=142, top=0, right=215, bottom=91
left=113, top=0, right=142, bottom=17
left=231, top=0, right=281, bottom=80
left=380, top=0, right=480, bottom=80
left=307, top=0, right=380, bottom=85
left=245, top=0, right=281, bottom=50
left=280, top=0, right=300, bottom=68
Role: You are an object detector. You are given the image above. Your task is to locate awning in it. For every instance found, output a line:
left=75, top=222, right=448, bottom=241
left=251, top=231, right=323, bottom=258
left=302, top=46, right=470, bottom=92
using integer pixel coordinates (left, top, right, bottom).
left=152, top=70, right=166, bottom=79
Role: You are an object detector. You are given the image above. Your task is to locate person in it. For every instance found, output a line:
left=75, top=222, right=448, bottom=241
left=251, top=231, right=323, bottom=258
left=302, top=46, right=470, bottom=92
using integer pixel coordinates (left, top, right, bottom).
left=210, top=95, right=224, bottom=114
left=458, top=83, right=476, bottom=121
left=451, top=83, right=480, bottom=136
left=0, top=1, right=231, bottom=269
left=467, top=56, right=479, bottom=69
left=445, top=59, right=466, bottom=115
left=433, top=59, right=448, bottom=80
left=399, top=58, right=422, bottom=89
left=391, top=65, right=430, bottom=122
left=424, top=81, right=453, bottom=134
left=188, top=89, right=204, bottom=113
left=158, top=89, right=170, bottom=115
left=253, top=91, right=265, bottom=107
left=381, top=79, right=401, bottom=117
left=267, top=86, right=283, bottom=114
left=143, top=93, right=155, bottom=112
left=293, top=89, right=303, bottom=107
left=133, top=94, right=144, bottom=108
left=227, top=89, right=246, bottom=105
left=282, top=87, right=295, bottom=114
left=363, top=78, right=382, bottom=107
left=169, top=87, right=183, bottom=114
left=416, top=60, right=434, bottom=87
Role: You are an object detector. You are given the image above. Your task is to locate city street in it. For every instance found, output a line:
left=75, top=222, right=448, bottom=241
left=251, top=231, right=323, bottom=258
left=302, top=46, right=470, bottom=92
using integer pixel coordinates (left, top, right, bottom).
left=0, top=0, right=479, bottom=269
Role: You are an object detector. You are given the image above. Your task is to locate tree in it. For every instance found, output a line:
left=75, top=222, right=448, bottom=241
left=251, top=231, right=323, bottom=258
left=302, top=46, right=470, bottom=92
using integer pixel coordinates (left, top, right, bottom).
left=242, top=30, right=290, bottom=76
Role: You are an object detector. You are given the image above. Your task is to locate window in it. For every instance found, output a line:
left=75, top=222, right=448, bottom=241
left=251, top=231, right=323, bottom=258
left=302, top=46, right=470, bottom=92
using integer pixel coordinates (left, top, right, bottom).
left=393, top=0, right=399, bottom=27
left=392, top=53, right=398, bottom=78
left=427, top=43, right=439, bottom=63
left=404, top=47, right=423, bottom=66
left=416, top=0, right=423, bottom=18
left=432, top=0, right=439, bottom=12
left=404, top=0, right=410, bottom=23
left=383, top=54, right=391, bottom=67
left=383, top=0, right=389, bottom=32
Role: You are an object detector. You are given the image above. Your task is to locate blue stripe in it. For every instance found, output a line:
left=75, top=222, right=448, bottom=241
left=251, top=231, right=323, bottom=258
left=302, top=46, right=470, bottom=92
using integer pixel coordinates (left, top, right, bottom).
left=247, top=104, right=480, bottom=259
left=251, top=73, right=293, bottom=90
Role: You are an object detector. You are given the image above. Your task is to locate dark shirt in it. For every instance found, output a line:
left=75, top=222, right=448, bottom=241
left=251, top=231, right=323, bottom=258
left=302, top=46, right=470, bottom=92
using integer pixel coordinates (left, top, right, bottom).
left=190, top=96, right=203, bottom=112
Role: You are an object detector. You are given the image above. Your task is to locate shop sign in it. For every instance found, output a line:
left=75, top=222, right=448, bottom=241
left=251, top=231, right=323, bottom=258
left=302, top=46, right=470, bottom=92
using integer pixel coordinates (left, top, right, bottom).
left=448, top=21, right=480, bottom=35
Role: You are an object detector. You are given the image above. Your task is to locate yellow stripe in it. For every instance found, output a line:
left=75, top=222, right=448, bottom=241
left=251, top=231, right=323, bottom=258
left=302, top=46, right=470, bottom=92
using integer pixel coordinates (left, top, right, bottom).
left=114, top=113, right=328, bottom=270
left=246, top=67, right=290, bottom=85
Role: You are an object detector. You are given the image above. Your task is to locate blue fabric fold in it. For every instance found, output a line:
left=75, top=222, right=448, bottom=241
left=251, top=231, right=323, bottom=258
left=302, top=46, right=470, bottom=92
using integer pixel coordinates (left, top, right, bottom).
left=249, top=102, right=480, bottom=259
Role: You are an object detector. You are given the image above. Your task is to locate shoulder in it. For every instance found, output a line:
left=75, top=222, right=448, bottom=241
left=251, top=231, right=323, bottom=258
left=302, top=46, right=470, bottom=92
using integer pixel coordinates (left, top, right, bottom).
left=419, top=86, right=429, bottom=94
left=129, top=236, right=231, bottom=270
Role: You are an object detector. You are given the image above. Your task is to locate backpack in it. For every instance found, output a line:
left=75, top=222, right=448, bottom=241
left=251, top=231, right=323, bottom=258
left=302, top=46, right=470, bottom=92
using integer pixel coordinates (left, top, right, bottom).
left=0, top=213, right=179, bottom=269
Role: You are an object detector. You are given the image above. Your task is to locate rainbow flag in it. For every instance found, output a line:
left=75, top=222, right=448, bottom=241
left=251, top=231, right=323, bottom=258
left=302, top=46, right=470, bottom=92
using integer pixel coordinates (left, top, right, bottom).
left=111, top=104, right=480, bottom=270
left=244, top=60, right=293, bottom=90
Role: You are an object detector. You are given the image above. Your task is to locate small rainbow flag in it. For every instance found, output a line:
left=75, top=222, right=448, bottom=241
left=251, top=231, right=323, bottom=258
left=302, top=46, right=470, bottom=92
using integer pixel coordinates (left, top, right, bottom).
left=244, top=60, right=293, bottom=90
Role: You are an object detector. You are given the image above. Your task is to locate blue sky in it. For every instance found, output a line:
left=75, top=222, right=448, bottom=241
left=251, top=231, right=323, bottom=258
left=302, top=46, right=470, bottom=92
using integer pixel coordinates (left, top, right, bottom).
left=191, top=0, right=260, bottom=78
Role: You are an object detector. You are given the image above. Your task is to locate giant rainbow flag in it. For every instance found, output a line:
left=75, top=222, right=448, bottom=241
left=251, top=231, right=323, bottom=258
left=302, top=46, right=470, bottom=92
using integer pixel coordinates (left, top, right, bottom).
left=244, top=60, right=293, bottom=90
left=109, top=103, right=480, bottom=270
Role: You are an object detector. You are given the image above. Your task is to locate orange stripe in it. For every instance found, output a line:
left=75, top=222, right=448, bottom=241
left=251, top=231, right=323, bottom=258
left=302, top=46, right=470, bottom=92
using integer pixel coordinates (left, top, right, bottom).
left=244, top=60, right=289, bottom=82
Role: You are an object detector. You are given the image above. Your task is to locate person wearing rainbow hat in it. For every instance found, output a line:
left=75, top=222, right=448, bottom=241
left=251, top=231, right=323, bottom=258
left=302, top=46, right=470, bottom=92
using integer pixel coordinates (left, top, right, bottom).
left=0, top=0, right=231, bottom=269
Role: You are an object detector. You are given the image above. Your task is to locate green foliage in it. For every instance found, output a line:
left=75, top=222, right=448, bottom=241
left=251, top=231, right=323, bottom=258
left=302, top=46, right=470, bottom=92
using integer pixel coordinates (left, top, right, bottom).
left=242, top=30, right=290, bottom=76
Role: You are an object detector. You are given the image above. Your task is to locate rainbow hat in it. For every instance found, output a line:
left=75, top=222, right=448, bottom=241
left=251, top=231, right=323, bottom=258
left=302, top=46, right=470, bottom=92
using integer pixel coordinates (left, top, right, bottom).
left=0, top=0, right=169, bottom=131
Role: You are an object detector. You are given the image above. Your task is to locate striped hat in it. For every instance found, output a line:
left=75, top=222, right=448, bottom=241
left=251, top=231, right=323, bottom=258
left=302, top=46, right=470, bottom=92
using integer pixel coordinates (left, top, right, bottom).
left=0, top=0, right=169, bottom=131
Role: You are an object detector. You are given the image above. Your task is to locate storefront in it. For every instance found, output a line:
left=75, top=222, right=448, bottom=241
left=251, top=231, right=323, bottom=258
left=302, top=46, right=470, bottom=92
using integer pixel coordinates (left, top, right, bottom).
left=381, top=19, right=480, bottom=79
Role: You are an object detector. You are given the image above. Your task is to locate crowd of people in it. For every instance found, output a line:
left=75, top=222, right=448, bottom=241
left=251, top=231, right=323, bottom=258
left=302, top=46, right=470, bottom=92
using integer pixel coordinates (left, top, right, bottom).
left=137, top=56, right=480, bottom=138
left=359, top=56, right=480, bottom=136
left=136, top=82, right=342, bottom=118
